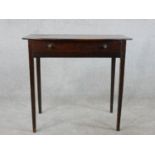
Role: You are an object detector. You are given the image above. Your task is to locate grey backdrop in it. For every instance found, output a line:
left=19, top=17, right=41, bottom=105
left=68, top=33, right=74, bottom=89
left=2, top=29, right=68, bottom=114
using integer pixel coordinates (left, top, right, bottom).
left=0, top=19, right=155, bottom=134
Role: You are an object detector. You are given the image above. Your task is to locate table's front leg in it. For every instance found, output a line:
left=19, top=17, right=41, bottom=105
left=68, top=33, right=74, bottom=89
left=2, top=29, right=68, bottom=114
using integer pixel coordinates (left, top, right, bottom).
left=116, top=41, right=126, bottom=131
left=36, top=57, right=42, bottom=114
left=29, top=53, right=36, bottom=133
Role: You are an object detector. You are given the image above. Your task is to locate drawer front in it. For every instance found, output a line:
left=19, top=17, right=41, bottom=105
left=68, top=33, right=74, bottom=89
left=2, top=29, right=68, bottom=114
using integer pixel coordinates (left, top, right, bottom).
left=30, top=40, right=121, bottom=57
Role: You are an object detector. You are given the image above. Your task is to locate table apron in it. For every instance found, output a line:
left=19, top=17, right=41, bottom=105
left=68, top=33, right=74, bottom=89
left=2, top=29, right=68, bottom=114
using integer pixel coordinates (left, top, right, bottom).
left=30, top=40, right=122, bottom=58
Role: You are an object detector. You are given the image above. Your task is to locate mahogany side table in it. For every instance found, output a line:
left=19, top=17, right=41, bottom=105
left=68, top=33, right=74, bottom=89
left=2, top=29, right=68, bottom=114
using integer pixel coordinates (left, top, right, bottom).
left=23, top=34, right=132, bottom=132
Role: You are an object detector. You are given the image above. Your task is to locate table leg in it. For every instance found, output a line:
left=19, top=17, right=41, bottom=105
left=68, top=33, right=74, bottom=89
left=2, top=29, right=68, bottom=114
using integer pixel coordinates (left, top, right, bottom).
left=29, top=56, right=36, bottom=133
left=116, top=41, right=126, bottom=131
left=36, top=58, right=42, bottom=113
left=110, top=57, right=116, bottom=113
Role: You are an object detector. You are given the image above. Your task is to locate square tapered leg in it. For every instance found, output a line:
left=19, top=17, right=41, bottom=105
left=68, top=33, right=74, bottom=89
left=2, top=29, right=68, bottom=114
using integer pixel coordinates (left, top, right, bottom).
left=110, top=57, right=116, bottom=113
left=36, top=57, right=42, bottom=114
left=116, top=41, right=126, bottom=131
left=29, top=56, right=36, bottom=133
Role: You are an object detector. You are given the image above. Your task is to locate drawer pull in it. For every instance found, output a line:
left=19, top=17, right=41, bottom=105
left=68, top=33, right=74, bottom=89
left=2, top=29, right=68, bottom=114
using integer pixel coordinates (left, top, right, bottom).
left=101, top=43, right=108, bottom=49
left=47, top=43, right=54, bottom=49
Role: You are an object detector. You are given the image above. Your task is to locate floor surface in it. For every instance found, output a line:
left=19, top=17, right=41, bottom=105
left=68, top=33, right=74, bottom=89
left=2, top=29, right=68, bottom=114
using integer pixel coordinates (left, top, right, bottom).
left=0, top=95, right=154, bottom=135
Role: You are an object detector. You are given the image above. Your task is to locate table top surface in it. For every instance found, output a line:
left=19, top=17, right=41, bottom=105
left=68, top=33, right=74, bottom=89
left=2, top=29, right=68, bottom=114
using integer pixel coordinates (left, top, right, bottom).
left=23, top=34, right=132, bottom=40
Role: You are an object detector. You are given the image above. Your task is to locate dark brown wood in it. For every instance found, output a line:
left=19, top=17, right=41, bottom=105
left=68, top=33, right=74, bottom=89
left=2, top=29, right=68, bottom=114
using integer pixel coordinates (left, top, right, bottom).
left=36, top=58, right=42, bottom=113
left=24, top=34, right=131, bottom=132
left=110, top=57, right=116, bottom=113
left=23, top=34, right=132, bottom=40
left=116, top=40, right=126, bottom=131
left=30, top=40, right=121, bottom=58
left=28, top=41, right=36, bottom=133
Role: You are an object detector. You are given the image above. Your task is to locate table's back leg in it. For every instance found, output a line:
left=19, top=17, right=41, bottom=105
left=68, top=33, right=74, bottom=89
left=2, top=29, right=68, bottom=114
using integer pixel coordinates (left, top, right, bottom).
left=36, top=57, right=42, bottom=113
left=110, top=57, right=116, bottom=113
left=29, top=56, right=36, bottom=133
left=116, top=40, right=126, bottom=131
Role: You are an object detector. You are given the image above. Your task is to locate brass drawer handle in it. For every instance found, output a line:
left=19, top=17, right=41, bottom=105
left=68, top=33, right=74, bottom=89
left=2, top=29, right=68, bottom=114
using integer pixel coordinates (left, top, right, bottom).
left=101, top=43, right=108, bottom=49
left=47, top=43, right=55, bottom=49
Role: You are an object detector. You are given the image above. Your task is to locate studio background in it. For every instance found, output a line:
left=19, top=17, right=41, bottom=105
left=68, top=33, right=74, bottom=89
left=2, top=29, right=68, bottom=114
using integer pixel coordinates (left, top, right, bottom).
left=0, top=19, right=154, bottom=134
